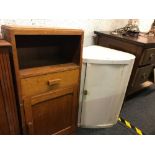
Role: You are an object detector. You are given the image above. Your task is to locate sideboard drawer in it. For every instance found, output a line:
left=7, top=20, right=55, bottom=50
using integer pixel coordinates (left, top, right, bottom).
left=21, top=68, right=79, bottom=97
left=98, top=35, right=141, bottom=56
left=132, top=65, right=153, bottom=87
left=140, top=48, right=155, bottom=66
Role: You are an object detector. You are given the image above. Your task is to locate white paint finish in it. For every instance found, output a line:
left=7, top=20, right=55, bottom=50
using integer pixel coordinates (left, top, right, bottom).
left=79, top=46, right=135, bottom=128
left=0, top=19, right=128, bottom=46
left=83, top=45, right=135, bottom=64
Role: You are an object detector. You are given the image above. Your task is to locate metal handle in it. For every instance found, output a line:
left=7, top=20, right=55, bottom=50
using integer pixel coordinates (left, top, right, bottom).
left=48, top=79, right=61, bottom=86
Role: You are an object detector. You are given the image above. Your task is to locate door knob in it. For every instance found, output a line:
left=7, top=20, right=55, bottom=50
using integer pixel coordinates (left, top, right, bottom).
left=83, top=90, right=88, bottom=95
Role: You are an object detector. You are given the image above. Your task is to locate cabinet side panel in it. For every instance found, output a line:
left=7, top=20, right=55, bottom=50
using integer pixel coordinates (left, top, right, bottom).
left=0, top=47, right=20, bottom=134
left=0, top=76, right=10, bottom=134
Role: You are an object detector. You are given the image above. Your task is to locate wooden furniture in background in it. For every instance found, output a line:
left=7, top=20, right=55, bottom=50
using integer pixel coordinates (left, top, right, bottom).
left=94, top=31, right=155, bottom=96
left=0, top=40, right=20, bottom=134
left=1, top=25, right=84, bottom=135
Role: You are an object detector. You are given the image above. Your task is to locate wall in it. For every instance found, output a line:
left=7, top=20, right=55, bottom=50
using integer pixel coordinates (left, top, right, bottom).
left=0, top=19, right=128, bottom=46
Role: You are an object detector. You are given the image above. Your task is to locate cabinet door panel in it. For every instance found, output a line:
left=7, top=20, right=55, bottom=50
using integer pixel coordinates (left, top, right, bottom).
left=23, top=86, right=78, bottom=135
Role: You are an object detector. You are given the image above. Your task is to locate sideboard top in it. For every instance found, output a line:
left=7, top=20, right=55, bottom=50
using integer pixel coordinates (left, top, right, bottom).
left=94, top=31, right=155, bottom=46
left=1, top=25, right=84, bottom=35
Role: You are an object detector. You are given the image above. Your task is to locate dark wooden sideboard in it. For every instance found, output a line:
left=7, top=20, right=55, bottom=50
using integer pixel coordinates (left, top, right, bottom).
left=94, top=31, right=155, bottom=96
left=0, top=40, right=20, bottom=134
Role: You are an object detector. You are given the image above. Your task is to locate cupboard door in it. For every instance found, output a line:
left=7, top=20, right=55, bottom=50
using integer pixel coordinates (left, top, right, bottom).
left=23, top=86, right=78, bottom=135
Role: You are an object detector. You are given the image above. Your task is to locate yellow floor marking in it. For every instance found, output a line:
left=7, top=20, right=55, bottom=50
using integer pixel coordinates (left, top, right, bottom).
left=118, top=117, right=144, bottom=135
left=118, top=118, right=121, bottom=122
left=135, top=128, right=143, bottom=135
left=125, top=121, right=131, bottom=128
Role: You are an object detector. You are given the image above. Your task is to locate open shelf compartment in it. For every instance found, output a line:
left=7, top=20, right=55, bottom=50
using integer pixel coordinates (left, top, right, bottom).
left=15, top=35, right=82, bottom=69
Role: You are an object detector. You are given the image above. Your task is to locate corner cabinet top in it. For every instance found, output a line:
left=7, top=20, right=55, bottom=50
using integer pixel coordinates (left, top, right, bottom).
left=1, top=25, right=84, bottom=35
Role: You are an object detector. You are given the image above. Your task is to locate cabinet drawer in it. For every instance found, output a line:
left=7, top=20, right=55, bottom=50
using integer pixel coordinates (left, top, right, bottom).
left=132, top=65, right=153, bottom=87
left=140, top=48, right=155, bottom=66
left=21, top=69, right=79, bottom=96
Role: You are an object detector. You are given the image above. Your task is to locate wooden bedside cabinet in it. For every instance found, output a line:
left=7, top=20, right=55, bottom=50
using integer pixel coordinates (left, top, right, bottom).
left=0, top=40, right=20, bottom=134
left=1, top=25, right=84, bottom=135
left=94, top=31, right=155, bottom=96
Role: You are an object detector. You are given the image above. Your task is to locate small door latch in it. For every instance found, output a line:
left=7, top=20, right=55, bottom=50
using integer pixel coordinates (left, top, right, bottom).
left=83, top=90, right=88, bottom=95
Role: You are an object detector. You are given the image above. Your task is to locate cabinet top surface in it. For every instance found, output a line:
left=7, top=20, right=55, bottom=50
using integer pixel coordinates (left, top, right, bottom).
left=1, top=25, right=84, bottom=35
left=0, top=40, right=11, bottom=47
left=94, top=31, right=155, bottom=46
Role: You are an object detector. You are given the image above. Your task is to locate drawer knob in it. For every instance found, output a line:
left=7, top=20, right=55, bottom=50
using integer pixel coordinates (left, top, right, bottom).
left=48, top=79, right=61, bottom=86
